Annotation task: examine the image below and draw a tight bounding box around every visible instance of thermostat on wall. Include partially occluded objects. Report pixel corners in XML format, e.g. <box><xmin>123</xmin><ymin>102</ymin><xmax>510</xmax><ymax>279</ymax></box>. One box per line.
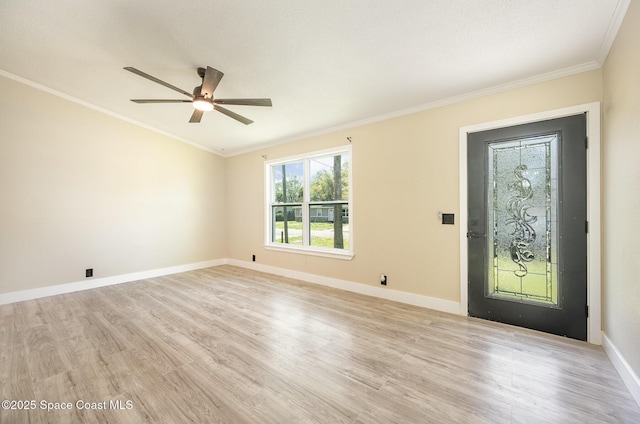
<box><xmin>442</xmin><ymin>213</ymin><xmax>455</xmax><ymax>225</ymax></box>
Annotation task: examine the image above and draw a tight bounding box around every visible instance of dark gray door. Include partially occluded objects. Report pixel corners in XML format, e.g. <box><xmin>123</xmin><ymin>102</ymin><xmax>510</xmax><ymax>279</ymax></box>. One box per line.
<box><xmin>467</xmin><ymin>114</ymin><xmax>587</xmax><ymax>341</ymax></box>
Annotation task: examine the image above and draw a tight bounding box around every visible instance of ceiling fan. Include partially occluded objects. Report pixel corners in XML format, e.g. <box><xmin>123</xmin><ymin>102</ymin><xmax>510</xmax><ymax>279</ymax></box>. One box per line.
<box><xmin>124</xmin><ymin>66</ymin><xmax>272</xmax><ymax>125</ymax></box>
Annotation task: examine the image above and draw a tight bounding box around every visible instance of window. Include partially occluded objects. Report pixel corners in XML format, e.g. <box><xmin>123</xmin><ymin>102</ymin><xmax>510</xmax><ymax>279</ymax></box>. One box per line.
<box><xmin>265</xmin><ymin>146</ymin><xmax>352</xmax><ymax>259</ymax></box>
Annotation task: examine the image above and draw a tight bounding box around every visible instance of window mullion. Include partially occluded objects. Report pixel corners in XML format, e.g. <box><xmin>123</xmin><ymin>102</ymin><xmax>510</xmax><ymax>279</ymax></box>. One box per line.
<box><xmin>302</xmin><ymin>158</ymin><xmax>310</xmax><ymax>246</ymax></box>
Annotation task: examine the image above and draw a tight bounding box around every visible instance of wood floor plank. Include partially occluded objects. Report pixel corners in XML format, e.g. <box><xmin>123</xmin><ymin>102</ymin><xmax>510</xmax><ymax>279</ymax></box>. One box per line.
<box><xmin>23</xmin><ymin>324</ymin><xmax>68</xmax><ymax>382</ymax></box>
<box><xmin>1</xmin><ymin>265</ymin><xmax>639</xmax><ymax>423</ymax></box>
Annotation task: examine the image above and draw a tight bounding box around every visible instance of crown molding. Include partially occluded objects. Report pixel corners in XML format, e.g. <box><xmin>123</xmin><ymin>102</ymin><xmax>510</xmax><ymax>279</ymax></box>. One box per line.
<box><xmin>224</xmin><ymin>61</ymin><xmax>601</xmax><ymax>157</ymax></box>
<box><xmin>596</xmin><ymin>0</ymin><xmax>631</xmax><ymax>65</ymax></box>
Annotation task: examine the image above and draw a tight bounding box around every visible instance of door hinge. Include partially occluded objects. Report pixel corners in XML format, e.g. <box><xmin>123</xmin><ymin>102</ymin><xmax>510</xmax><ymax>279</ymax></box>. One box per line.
<box><xmin>585</xmin><ymin>221</ymin><xmax>589</xmax><ymax>233</ymax></box>
<box><xmin>585</xmin><ymin>136</ymin><xmax>589</xmax><ymax>149</ymax></box>
<box><xmin>585</xmin><ymin>305</ymin><xmax>589</xmax><ymax>318</ymax></box>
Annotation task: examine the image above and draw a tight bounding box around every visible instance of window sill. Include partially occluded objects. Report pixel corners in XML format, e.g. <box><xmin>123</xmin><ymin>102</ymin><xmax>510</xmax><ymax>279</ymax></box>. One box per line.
<box><xmin>264</xmin><ymin>244</ymin><xmax>354</xmax><ymax>260</ymax></box>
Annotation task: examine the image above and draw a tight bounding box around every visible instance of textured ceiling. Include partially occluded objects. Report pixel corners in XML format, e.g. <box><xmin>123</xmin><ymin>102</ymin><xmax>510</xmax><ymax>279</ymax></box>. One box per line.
<box><xmin>0</xmin><ymin>0</ymin><xmax>628</xmax><ymax>156</ymax></box>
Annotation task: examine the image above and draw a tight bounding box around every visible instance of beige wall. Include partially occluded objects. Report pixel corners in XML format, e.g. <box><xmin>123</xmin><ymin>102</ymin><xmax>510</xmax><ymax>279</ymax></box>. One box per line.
<box><xmin>226</xmin><ymin>69</ymin><xmax>603</xmax><ymax>303</ymax></box>
<box><xmin>602</xmin><ymin>1</ymin><xmax>640</xmax><ymax>376</ymax></box>
<box><xmin>0</xmin><ymin>76</ymin><xmax>227</xmax><ymax>294</ymax></box>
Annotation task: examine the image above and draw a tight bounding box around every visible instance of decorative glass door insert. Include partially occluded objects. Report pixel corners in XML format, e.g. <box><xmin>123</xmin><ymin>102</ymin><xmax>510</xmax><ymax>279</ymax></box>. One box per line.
<box><xmin>486</xmin><ymin>134</ymin><xmax>559</xmax><ymax>306</ymax></box>
<box><xmin>468</xmin><ymin>114</ymin><xmax>587</xmax><ymax>340</ymax></box>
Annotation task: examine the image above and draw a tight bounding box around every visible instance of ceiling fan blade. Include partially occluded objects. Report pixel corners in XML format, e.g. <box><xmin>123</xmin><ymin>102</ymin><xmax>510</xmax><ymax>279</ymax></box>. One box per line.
<box><xmin>124</xmin><ymin>67</ymin><xmax>193</xmax><ymax>98</ymax></box>
<box><xmin>189</xmin><ymin>109</ymin><xmax>204</xmax><ymax>123</ymax></box>
<box><xmin>214</xmin><ymin>105</ymin><xmax>253</xmax><ymax>125</ymax></box>
<box><xmin>200</xmin><ymin>66</ymin><xmax>224</xmax><ymax>99</ymax></box>
<box><xmin>130</xmin><ymin>99</ymin><xmax>192</xmax><ymax>103</ymax></box>
<box><xmin>213</xmin><ymin>98</ymin><xmax>272</xmax><ymax>107</ymax></box>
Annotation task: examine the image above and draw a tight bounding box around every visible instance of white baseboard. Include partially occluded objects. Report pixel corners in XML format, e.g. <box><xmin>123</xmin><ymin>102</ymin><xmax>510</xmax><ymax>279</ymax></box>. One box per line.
<box><xmin>226</xmin><ymin>259</ymin><xmax>461</xmax><ymax>315</ymax></box>
<box><xmin>1</xmin><ymin>257</ymin><xmax>460</xmax><ymax>316</ymax></box>
<box><xmin>602</xmin><ymin>333</ymin><xmax>640</xmax><ymax>407</ymax></box>
<box><xmin>0</xmin><ymin>259</ymin><xmax>226</xmax><ymax>305</ymax></box>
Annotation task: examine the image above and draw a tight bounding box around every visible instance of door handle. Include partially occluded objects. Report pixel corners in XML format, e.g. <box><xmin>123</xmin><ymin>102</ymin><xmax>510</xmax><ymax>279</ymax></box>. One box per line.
<box><xmin>466</xmin><ymin>232</ymin><xmax>486</xmax><ymax>238</ymax></box>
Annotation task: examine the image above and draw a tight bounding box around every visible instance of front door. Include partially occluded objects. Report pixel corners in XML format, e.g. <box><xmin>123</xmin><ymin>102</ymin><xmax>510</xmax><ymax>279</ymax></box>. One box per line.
<box><xmin>467</xmin><ymin>114</ymin><xmax>587</xmax><ymax>341</ymax></box>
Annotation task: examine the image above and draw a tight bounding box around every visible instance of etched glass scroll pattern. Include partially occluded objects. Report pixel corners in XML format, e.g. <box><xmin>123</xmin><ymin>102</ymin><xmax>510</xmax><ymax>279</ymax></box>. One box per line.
<box><xmin>487</xmin><ymin>134</ymin><xmax>559</xmax><ymax>306</ymax></box>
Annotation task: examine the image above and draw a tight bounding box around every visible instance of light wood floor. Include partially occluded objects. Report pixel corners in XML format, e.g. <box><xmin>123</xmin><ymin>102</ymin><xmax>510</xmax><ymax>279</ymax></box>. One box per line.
<box><xmin>1</xmin><ymin>265</ymin><xmax>639</xmax><ymax>423</ymax></box>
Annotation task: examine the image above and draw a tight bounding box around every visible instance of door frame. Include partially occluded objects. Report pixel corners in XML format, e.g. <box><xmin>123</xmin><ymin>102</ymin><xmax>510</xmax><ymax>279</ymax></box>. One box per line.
<box><xmin>459</xmin><ymin>102</ymin><xmax>601</xmax><ymax>344</ymax></box>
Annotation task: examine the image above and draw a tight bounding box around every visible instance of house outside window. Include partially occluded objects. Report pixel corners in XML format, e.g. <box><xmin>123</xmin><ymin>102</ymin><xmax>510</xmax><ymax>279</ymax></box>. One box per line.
<box><xmin>265</xmin><ymin>146</ymin><xmax>352</xmax><ymax>259</ymax></box>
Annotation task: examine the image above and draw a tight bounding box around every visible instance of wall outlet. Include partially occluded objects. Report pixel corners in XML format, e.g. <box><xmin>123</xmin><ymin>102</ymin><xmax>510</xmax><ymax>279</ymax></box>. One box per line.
<box><xmin>85</xmin><ymin>268</ymin><xmax>93</xmax><ymax>278</ymax></box>
<box><xmin>380</xmin><ymin>274</ymin><xmax>387</xmax><ymax>285</ymax></box>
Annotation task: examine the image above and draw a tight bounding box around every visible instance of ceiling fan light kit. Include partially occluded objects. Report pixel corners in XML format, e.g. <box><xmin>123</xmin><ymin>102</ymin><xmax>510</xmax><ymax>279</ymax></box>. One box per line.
<box><xmin>124</xmin><ymin>66</ymin><xmax>272</xmax><ymax>125</ymax></box>
<box><xmin>192</xmin><ymin>98</ymin><xmax>214</xmax><ymax>112</ymax></box>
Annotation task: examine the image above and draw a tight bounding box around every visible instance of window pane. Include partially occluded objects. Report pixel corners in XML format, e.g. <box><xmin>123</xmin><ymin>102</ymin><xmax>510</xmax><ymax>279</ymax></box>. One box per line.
<box><xmin>309</xmin><ymin>153</ymin><xmax>349</xmax><ymax>201</ymax></box>
<box><xmin>487</xmin><ymin>135</ymin><xmax>558</xmax><ymax>306</ymax></box>
<box><xmin>272</xmin><ymin>162</ymin><xmax>303</xmax><ymax>203</ymax></box>
<box><xmin>272</xmin><ymin>205</ymin><xmax>303</xmax><ymax>245</ymax></box>
<box><xmin>309</xmin><ymin>204</ymin><xmax>349</xmax><ymax>249</ymax></box>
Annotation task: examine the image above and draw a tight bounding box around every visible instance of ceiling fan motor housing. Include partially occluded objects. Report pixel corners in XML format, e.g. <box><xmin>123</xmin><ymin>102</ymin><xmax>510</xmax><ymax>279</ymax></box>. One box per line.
<box><xmin>193</xmin><ymin>85</ymin><xmax>206</xmax><ymax>97</ymax></box>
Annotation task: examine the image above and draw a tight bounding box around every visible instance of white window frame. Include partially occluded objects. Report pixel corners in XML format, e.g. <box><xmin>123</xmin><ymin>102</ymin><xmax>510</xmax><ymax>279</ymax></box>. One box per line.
<box><xmin>264</xmin><ymin>145</ymin><xmax>353</xmax><ymax>260</ymax></box>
